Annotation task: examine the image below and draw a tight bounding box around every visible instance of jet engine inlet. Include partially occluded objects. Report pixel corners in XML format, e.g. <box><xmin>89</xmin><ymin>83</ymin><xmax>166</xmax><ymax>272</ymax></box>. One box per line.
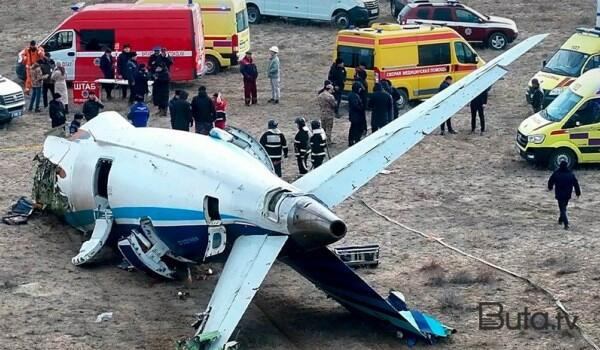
<box><xmin>287</xmin><ymin>196</ymin><xmax>346</xmax><ymax>250</ymax></box>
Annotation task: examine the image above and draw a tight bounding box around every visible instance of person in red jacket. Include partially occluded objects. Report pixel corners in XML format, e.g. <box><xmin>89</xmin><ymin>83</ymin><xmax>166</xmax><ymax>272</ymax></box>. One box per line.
<box><xmin>240</xmin><ymin>52</ymin><xmax>258</xmax><ymax>106</ymax></box>
<box><xmin>213</xmin><ymin>92</ymin><xmax>227</xmax><ymax>129</ymax></box>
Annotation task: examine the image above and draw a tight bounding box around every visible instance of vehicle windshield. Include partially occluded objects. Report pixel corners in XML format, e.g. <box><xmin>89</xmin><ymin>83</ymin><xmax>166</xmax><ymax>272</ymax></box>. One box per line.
<box><xmin>542</xmin><ymin>49</ymin><xmax>589</xmax><ymax>77</ymax></box>
<box><xmin>543</xmin><ymin>89</ymin><xmax>582</xmax><ymax>122</ymax></box>
<box><xmin>467</xmin><ymin>6</ymin><xmax>487</xmax><ymax>20</ymax></box>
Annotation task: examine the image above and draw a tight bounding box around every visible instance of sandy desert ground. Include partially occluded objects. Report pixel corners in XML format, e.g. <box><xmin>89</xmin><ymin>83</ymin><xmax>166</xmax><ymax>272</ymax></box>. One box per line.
<box><xmin>1</xmin><ymin>0</ymin><xmax>600</xmax><ymax>349</ymax></box>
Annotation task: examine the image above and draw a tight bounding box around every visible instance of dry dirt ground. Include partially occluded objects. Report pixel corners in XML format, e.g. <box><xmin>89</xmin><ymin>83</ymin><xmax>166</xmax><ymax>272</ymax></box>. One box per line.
<box><xmin>1</xmin><ymin>0</ymin><xmax>600</xmax><ymax>349</ymax></box>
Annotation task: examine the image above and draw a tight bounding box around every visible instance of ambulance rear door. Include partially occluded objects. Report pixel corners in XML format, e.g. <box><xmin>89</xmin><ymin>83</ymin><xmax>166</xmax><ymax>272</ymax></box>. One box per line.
<box><xmin>42</xmin><ymin>30</ymin><xmax>76</xmax><ymax>80</ymax></box>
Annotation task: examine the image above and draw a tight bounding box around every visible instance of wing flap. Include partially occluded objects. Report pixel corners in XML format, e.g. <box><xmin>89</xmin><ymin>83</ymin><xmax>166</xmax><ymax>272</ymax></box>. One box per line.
<box><xmin>292</xmin><ymin>34</ymin><xmax>548</xmax><ymax>208</ymax></box>
<box><xmin>198</xmin><ymin>235</ymin><xmax>288</xmax><ymax>350</ymax></box>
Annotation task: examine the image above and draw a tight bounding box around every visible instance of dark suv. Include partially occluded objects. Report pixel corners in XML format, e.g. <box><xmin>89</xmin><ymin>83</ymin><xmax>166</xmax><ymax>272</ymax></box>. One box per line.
<box><xmin>398</xmin><ymin>0</ymin><xmax>518</xmax><ymax>50</ymax></box>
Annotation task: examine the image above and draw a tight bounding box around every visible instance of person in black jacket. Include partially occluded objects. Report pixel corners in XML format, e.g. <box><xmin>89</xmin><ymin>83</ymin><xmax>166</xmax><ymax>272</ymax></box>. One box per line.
<box><xmin>310</xmin><ymin>120</ymin><xmax>328</xmax><ymax>169</ymax></box>
<box><xmin>99</xmin><ymin>48</ymin><xmax>115</xmax><ymax>100</ymax></box>
<box><xmin>117</xmin><ymin>44</ymin><xmax>134</xmax><ymax>100</ymax></box>
<box><xmin>126</xmin><ymin>53</ymin><xmax>140</xmax><ymax>103</ymax></box>
<box><xmin>527</xmin><ymin>78</ymin><xmax>544</xmax><ymax>113</ymax></box>
<box><xmin>191</xmin><ymin>85</ymin><xmax>216</xmax><ymax>135</ymax></box>
<box><xmin>82</xmin><ymin>92</ymin><xmax>104</xmax><ymax>121</ymax></box>
<box><xmin>438</xmin><ymin>76</ymin><xmax>456</xmax><ymax>135</ymax></box>
<box><xmin>69</xmin><ymin>113</ymin><xmax>84</xmax><ymax>135</ymax></box>
<box><xmin>382</xmin><ymin>79</ymin><xmax>401</xmax><ymax>120</ymax></box>
<box><xmin>48</xmin><ymin>93</ymin><xmax>66</xmax><ymax>128</ymax></box>
<box><xmin>133</xmin><ymin>63</ymin><xmax>149</xmax><ymax>101</ymax></box>
<box><xmin>470</xmin><ymin>89</ymin><xmax>488</xmax><ymax>134</ymax></box>
<box><xmin>328</xmin><ymin>58</ymin><xmax>347</xmax><ymax>115</ymax></box>
<box><xmin>548</xmin><ymin>161</ymin><xmax>581</xmax><ymax>230</ymax></box>
<box><xmin>38</xmin><ymin>53</ymin><xmax>56</xmax><ymax>108</ymax></box>
<box><xmin>240</xmin><ymin>52</ymin><xmax>258</xmax><ymax>106</ymax></box>
<box><xmin>368</xmin><ymin>83</ymin><xmax>393</xmax><ymax>133</ymax></box>
<box><xmin>259</xmin><ymin>119</ymin><xmax>288</xmax><ymax>177</ymax></box>
<box><xmin>348</xmin><ymin>81</ymin><xmax>366</xmax><ymax>146</ymax></box>
<box><xmin>169</xmin><ymin>90</ymin><xmax>193</xmax><ymax>132</ymax></box>
<box><xmin>152</xmin><ymin>65</ymin><xmax>171</xmax><ymax>116</ymax></box>
<box><xmin>294</xmin><ymin>117</ymin><xmax>311</xmax><ymax>175</ymax></box>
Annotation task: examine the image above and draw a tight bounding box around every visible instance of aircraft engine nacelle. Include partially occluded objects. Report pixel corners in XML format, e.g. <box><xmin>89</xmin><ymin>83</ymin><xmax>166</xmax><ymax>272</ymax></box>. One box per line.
<box><xmin>277</xmin><ymin>195</ymin><xmax>347</xmax><ymax>251</ymax></box>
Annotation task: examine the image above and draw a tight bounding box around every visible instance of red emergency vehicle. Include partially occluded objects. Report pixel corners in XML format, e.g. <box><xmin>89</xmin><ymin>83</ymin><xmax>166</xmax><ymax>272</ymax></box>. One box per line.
<box><xmin>39</xmin><ymin>3</ymin><xmax>205</xmax><ymax>81</ymax></box>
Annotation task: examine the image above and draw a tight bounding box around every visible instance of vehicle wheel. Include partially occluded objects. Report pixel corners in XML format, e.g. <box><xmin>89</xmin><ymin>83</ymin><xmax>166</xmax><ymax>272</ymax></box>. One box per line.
<box><xmin>333</xmin><ymin>11</ymin><xmax>351</xmax><ymax>29</ymax></box>
<box><xmin>247</xmin><ymin>5</ymin><xmax>261</xmax><ymax>24</ymax></box>
<box><xmin>205</xmin><ymin>56</ymin><xmax>220</xmax><ymax>75</ymax></box>
<box><xmin>549</xmin><ymin>148</ymin><xmax>577</xmax><ymax>170</ymax></box>
<box><xmin>488</xmin><ymin>32</ymin><xmax>508</xmax><ymax>50</ymax></box>
<box><xmin>396</xmin><ymin>89</ymin><xmax>409</xmax><ymax>110</ymax></box>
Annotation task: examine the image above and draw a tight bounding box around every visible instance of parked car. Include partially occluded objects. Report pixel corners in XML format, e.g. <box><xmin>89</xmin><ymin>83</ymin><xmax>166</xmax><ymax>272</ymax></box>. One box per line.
<box><xmin>245</xmin><ymin>0</ymin><xmax>380</xmax><ymax>29</ymax></box>
<box><xmin>397</xmin><ymin>0</ymin><xmax>518</xmax><ymax>50</ymax></box>
<box><xmin>390</xmin><ymin>0</ymin><xmax>444</xmax><ymax>18</ymax></box>
<box><xmin>0</xmin><ymin>75</ymin><xmax>25</xmax><ymax>127</ymax></box>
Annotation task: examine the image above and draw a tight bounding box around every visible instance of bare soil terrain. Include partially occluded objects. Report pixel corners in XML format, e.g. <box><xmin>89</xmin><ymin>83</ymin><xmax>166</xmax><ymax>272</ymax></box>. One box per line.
<box><xmin>1</xmin><ymin>1</ymin><xmax>599</xmax><ymax>349</ymax></box>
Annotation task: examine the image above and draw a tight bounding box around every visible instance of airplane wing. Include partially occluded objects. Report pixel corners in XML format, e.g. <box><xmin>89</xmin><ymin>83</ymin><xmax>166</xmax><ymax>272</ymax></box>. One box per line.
<box><xmin>195</xmin><ymin>235</ymin><xmax>288</xmax><ymax>350</ymax></box>
<box><xmin>292</xmin><ymin>34</ymin><xmax>548</xmax><ymax>208</ymax></box>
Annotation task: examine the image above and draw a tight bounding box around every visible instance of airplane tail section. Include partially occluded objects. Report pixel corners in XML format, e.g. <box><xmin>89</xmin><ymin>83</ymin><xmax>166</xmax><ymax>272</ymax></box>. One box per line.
<box><xmin>281</xmin><ymin>246</ymin><xmax>454</xmax><ymax>344</ymax></box>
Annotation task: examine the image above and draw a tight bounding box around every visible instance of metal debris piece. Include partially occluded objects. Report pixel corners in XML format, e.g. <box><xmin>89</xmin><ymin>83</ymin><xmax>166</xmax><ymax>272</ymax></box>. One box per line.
<box><xmin>95</xmin><ymin>312</ymin><xmax>113</xmax><ymax>323</ymax></box>
<box><xmin>333</xmin><ymin>244</ymin><xmax>380</xmax><ymax>268</ymax></box>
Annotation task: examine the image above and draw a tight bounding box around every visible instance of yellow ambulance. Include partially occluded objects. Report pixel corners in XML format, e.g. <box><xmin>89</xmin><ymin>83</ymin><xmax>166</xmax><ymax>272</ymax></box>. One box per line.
<box><xmin>517</xmin><ymin>68</ymin><xmax>600</xmax><ymax>169</ymax></box>
<box><xmin>529</xmin><ymin>28</ymin><xmax>600</xmax><ymax>107</ymax></box>
<box><xmin>334</xmin><ymin>23</ymin><xmax>484</xmax><ymax>108</ymax></box>
<box><xmin>137</xmin><ymin>0</ymin><xmax>251</xmax><ymax>74</ymax></box>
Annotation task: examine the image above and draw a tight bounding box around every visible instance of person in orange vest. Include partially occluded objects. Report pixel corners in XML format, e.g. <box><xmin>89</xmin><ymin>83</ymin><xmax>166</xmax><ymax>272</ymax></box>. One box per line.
<box><xmin>20</xmin><ymin>41</ymin><xmax>45</xmax><ymax>95</ymax></box>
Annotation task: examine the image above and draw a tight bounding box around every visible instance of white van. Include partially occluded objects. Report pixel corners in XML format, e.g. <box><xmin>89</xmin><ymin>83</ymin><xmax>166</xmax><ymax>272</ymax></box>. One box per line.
<box><xmin>246</xmin><ymin>0</ymin><xmax>380</xmax><ymax>28</ymax></box>
<box><xmin>0</xmin><ymin>75</ymin><xmax>25</xmax><ymax>126</ymax></box>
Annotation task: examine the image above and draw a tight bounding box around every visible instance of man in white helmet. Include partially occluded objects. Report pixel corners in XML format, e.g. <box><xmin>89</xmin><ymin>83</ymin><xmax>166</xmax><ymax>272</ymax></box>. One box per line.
<box><xmin>267</xmin><ymin>46</ymin><xmax>280</xmax><ymax>104</ymax></box>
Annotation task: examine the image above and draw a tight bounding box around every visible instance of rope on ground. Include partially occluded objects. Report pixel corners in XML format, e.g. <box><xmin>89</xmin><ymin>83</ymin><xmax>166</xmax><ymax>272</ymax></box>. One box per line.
<box><xmin>354</xmin><ymin>196</ymin><xmax>600</xmax><ymax>350</ymax></box>
<box><xmin>0</xmin><ymin>144</ymin><xmax>42</xmax><ymax>152</ymax></box>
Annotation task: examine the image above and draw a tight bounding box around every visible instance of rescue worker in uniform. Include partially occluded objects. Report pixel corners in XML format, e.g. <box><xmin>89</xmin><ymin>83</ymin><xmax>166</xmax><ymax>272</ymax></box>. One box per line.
<box><xmin>240</xmin><ymin>52</ymin><xmax>258</xmax><ymax>106</ymax></box>
<box><xmin>527</xmin><ymin>78</ymin><xmax>544</xmax><ymax>113</ymax></box>
<box><xmin>548</xmin><ymin>160</ymin><xmax>581</xmax><ymax>230</ymax></box>
<box><xmin>310</xmin><ymin>120</ymin><xmax>327</xmax><ymax>169</ymax></box>
<box><xmin>259</xmin><ymin>119</ymin><xmax>288</xmax><ymax>177</ymax></box>
<box><xmin>294</xmin><ymin>117</ymin><xmax>311</xmax><ymax>175</ymax></box>
<box><xmin>20</xmin><ymin>40</ymin><xmax>45</xmax><ymax>95</ymax></box>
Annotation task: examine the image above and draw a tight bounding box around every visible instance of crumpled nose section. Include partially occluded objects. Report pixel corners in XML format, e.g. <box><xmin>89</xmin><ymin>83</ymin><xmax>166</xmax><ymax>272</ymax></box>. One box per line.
<box><xmin>287</xmin><ymin>196</ymin><xmax>346</xmax><ymax>250</ymax></box>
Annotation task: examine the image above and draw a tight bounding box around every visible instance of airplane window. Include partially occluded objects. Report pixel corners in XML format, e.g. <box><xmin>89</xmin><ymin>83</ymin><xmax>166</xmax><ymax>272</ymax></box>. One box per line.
<box><xmin>95</xmin><ymin>159</ymin><xmax>112</xmax><ymax>199</ymax></box>
<box><xmin>204</xmin><ymin>196</ymin><xmax>221</xmax><ymax>222</ymax></box>
<box><xmin>267</xmin><ymin>189</ymin><xmax>289</xmax><ymax>212</ymax></box>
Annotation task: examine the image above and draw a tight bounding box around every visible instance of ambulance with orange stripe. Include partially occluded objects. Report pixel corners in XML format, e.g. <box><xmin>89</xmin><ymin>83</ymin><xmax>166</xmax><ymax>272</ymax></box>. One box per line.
<box><xmin>517</xmin><ymin>68</ymin><xmax>600</xmax><ymax>169</ymax></box>
<box><xmin>138</xmin><ymin>0</ymin><xmax>251</xmax><ymax>75</ymax></box>
<box><xmin>334</xmin><ymin>23</ymin><xmax>483</xmax><ymax>108</ymax></box>
<box><xmin>529</xmin><ymin>28</ymin><xmax>600</xmax><ymax>107</ymax></box>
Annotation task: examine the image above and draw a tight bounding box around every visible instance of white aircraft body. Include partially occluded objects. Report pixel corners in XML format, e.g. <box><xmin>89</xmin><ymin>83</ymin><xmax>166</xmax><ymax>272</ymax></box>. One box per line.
<box><xmin>36</xmin><ymin>34</ymin><xmax>547</xmax><ymax>349</ymax></box>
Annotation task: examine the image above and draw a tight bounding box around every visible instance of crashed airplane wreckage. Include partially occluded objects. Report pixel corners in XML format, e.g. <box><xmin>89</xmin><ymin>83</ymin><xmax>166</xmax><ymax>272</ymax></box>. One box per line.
<box><xmin>32</xmin><ymin>34</ymin><xmax>546</xmax><ymax>349</ymax></box>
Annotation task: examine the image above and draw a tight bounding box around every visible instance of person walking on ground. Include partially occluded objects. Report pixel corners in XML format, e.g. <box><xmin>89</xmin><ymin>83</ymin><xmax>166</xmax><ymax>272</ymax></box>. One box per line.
<box><xmin>470</xmin><ymin>89</ymin><xmax>489</xmax><ymax>134</ymax></box>
<box><xmin>348</xmin><ymin>81</ymin><xmax>366</xmax><ymax>146</ymax></box>
<box><xmin>48</xmin><ymin>93</ymin><xmax>66</xmax><ymax>128</ymax></box>
<box><xmin>28</xmin><ymin>63</ymin><xmax>44</xmax><ymax>113</ymax></box>
<box><xmin>317</xmin><ymin>81</ymin><xmax>337</xmax><ymax>143</ymax></box>
<box><xmin>527</xmin><ymin>78</ymin><xmax>544</xmax><ymax>113</ymax></box>
<box><xmin>68</xmin><ymin>113</ymin><xmax>84</xmax><ymax>136</ymax></box>
<box><xmin>38</xmin><ymin>52</ymin><xmax>55</xmax><ymax>108</ymax></box>
<box><xmin>294</xmin><ymin>117</ymin><xmax>311</xmax><ymax>175</ymax></box>
<box><xmin>438</xmin><ymin>76</ymin><xmax>456</xmax><ymax>135</ymax></box>
<box><xmin>267</xmin><ymin>46</ymin><xmax>281</xmax><ymax>104</ymax></box>
<box><xmin>328</xmin><ymin>58</ymin><xmax>347</xmax><ymax>116</ymax></box>
<box><xmin>128</xmin><ymin>95</ymin><xmax>150</xmax><ymax>127</ymax></box>
<box><xmin>117</xmin><ymin>44</ymin><xmax>134</xmax><ymax>100</ymax></box>
<box><xmin>169</xmin><ymin>90</ymin><xmax>193</xmax><ymax>132</ymax></box>
<box><xmin>310</xmin><ymin>120</ymin><xmax>328</xmax><ymax>169</ymax></box>
<box><xmin>133</xmin><ymin>63</ymin><xmax>149</xmax><ymax>102</ymax></box>
<box><xmin>99</xmin><ymin>48</ymin><xmax>115</xmax><ymax>100</ymax></box>
<box><xmin>126</xmin><ymin>53</ymin><xmax>139</xmax><ymax>103</ymax></box>
<box><xmin>20</xmin><ymin>41</ymin><xmax>45</xmax><ymax>95</ymax></box>
<box><xmin>259</xmin><ymin>119</ymin><xmax>288</xmax><ymax>177</ymax></box>
<box><xmin>191</xmin><ymin>86</ymin><xmax>216</xmax><ymax>135</ymax></box>
<box><xmin>51</xmin><ymin>66</ymin><xmax>69</xmax><ymax>114</ymax></box>
<box><xmin>368</xmin><ymin>83</ymin><xmax>393</xmax><ymax>133</ymax></box>
<box><xmin>548</xmin><ymin>160</ymin><xmax>581</xmax><ymax>230</ymax></box>
<box><xmin>152</xmin><ymin>64</ymin><xmax>171</xmax><ymax>116</ymax></box>
<box><xmin>82</xmin><ymin>92</ymin><xmax>104</xmax><ymax>121</ymax></box>
<box><xmin>240</xmin><ymin>52</ymin><xmax>258</xmax><ymax>106</ymax></box>
<box><xmin>212</xmin><ymin>92</ymin><xmax>228</xmax><ymax>129</ymax></box>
